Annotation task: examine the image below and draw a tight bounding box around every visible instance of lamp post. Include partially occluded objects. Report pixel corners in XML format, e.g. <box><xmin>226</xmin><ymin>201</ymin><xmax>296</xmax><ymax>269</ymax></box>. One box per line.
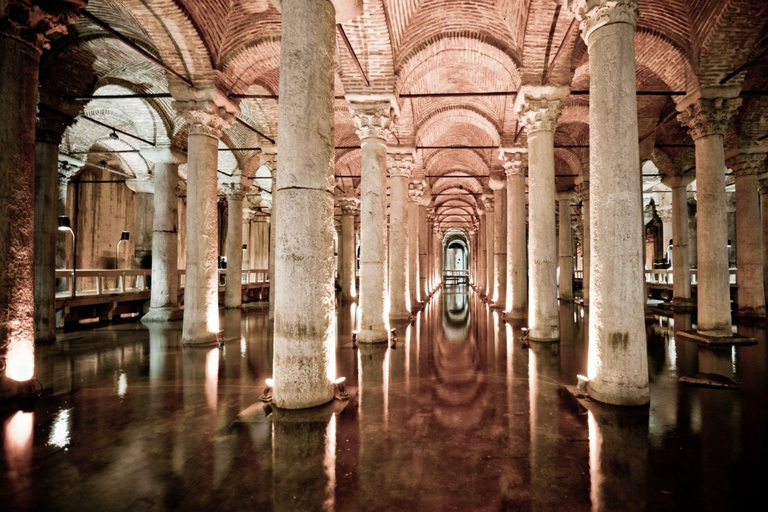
<box><xmin>58</xmin><ymin>216</ymin><xmax>76</xmax><ymax>298</ymax></box>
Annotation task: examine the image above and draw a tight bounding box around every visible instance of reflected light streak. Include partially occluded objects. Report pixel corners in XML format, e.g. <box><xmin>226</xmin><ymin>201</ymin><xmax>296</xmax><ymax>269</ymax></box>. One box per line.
<box><xmin>48</xmin><ymin>408</ymin><xmax>72</xmax><ymax>449</ymax></box>
<box><xmin>668</xmin><ymin>338</ymin><xmax>677</xmax><ymax>373</ymax></box>
<box><xmin>384</xmin><ymin>347</ymin><xmax>391</xmax><ymax>427</ymax></box>
<box><xmin>588</xmin><ymin>411</ymin><xmax>601</xmax><ymax>512</ymax></box>
<box><xmin>4</xmin><ymin>411</ymin><xmax>34</xmax><ymax>497</ymax></box>
<box><xmin>7</xmin><ymin>337</ymin><xmax>35</xmax><ymax>381</ymax></box>
<box><xmin>205</xmin><ymin>348</ymin><xmax>219</xmax><ymax>410</ymax></box>
<box><xmin>240</xmin><ymin>336</ymin><xmax>247</xmax><ymax>357</ymax></box>
<box><xmin>117</xmin><ymin>372</ymin><xmax>128</xmax><ymax>398</ymax></box>
<box><xmin>324</xmin><ymin>413</ymin><xmax>337</xmax><ymax>510</ymax></box>
<box><xmin>405</xmin><ymin>323</ymin><xmax>411</xmax><ymax>393</ymax></box>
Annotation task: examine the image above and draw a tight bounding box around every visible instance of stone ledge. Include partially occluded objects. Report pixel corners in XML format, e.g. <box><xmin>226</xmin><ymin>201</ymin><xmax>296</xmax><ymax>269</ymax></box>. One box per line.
<box><xmin>676</xmin><ymin>330</ymin><xmax>756</xmax><ymax>346</ymax></box>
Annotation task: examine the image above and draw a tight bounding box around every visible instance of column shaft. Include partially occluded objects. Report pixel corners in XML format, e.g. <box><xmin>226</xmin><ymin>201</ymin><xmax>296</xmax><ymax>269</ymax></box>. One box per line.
<box><xmin>579</xmin><ymin>181</ymin><xmax>591</xmax><ymax>306</ymax></box>
<box><xmin>419</xmin><ymin>205</ymin><xmax>429</xmax><ymax>300</ymax></box>
<box><xmin>340</xmin><ymin>199</ymin><xmax>359</xmax><ymax>303</ymax></box>
<box><xmin>134</xmin><ymin>191</ymin><xmax>154</xmax><ymax>268</ymax></box>
<box><xmin>559</xmin><ymin>196</ymin><xmax>574</xmax><ymax>301</ymax></box>
<box><xmin>493</xmin><ymin>187</ymin><xmax>507</xmax><ymax>306</ymax></box>
<box><xmin>760</xmin><ymin>179</ymin><xmax>768</xmax><ymax>304</ymax></box>
<box><xmin>224</xmin><ymin>188</ymin><xmax>244</xmax><ymax>308</ymax></box>
<box><xmin>665</xmin><ymin>177</ymin><xmax>693</xmax><ymax>306</ymax></box>
<box><xmin>502</xmin><ymin>151</ymin><xmax>528</xmax><ymax>319</ymax></box>
<box><xmin>485</xmin><ymin>198</ymin><xmax>495</xmax><ymax>296</ymax></box>
<box><xmin>388</xmin><ymin>158</ymin><xmax>411</xmax><ymax>320</ymax></box>
<box><xmin>34</xmin><ymin>138</ymin><xmax>60</xmax><ymax>342</ymax></box>
<box><xmin>408</xmin><ymin>193</ymin><xmax>420</xmax><ymax>308</ymax></box>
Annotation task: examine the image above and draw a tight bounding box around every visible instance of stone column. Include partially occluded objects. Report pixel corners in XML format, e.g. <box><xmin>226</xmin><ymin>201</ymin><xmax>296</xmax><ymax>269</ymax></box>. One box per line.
<box><xmin>271</xmin><ymin>0</ymin><xmax>338</xmax><ymax>409</ymax></box>
<box><xmin>349</xmin><ymin>97</ymin><xmax>396</xmax><ymax>343</ymax></box>
<box><xmin>34</xmin><ymin>102</ymin><xmax>76</xmax><ymax>343</ymax></box>
<box><xmin>571</xmin><ymin>0</ymin><xmax>649</xmax><ymax>405</ymax></box>
<box><xmin>576</xmin><ymin>167</ymin><xmax>590</xmax><ymax>306</ymax></box>
<box><xmin>125</xmin><ymin>177</ymin><xmax>154</xmax><ymax>269</ymax></box>
<box><xmin>730</xmin><ymin>153</ymin><xmax>766</xmax><ymax>317</ymax></box>
<box><xmin>516</xmin><ymin>90</ymin><xmax>565</xmax><ymax>341</ymax></box>
<box><xmin>759</xmin><ymin>175</ymin><xmax>768</xmax><ymax>304</ymax></box>
<box><xmin>172</xmin><ymin>87</ymin><xmax>238</xmax><ymax>346</ymax></box>
<box><xmin>433</xmin><ymin>224</ymin><xmax>442</xmax><ymax>289</ymax></box>
<box><xmin>476</xmin><ymin>211</ymin><xmax>486</xmax><ymax>295</ymax></box>
<box><xmin>419</xmin><ymin>199</ymin><xmax>429</xmax><ymax>301</ymax></box>
<box><xmin>677</xmin><ymin>93</ymin><xmax>742</xmax><ymax>336</ymax></box>
<box><xmin>426</xmin><ymin>210</ymin><xmax>436</xmax><ymax>293</ymax></box>
<box><xmin>501</xmin><ymin>148</ymin><xmax>528</xmax><ymax>319</ymax></box>
<box><xmin>558</xmin><ymin>192</ymin><xmax>576</xmax><ymax>302</ymax></box>
<box><xmin>56</xmin><ymin>158</ymin><xmax>83</xmax><ymax>271</ymax></box>
<box><xmin>224</xmin><ymin>182</ymin><xmax>246</xmax><ymax>309</ymax></box>
<box><xmin>489</xmin><ymin>176</ymin><xmax>506</xmax><ymax>307</ymax></box>
<box><xmin>484</xmin><ymin>196</ymin><xmax>495</xmax><ymax>298</ymax></box>
<box><xmin>339</xmin><ymin>197</ymin><xmax>360</xmax><ymax>303</ymax></box>
<box><xmin>141</xmin><ymin>148</ymin><xmax>184</xmax><ymax>322</ymax></box>
<box><xmin>261</xmin><ymin>147</ymin><xmax>277</xmax><ymax>323</ymax></box>
<box><xmin>661</xmin><ymin>173</ymin><xmax>694</xmax><ymax>310</ymax></box>
<box><xmin>1</xmin><ymin>0</ymin><xmax>82</xmax><ymax>398</ymax></box>
<box><xmin>408</xmin><ymin>180</ymin><xmax>423</xmax><ymax>309</ymax></box>
<box><xmin>387</xmin><ymin>148</ymin><xmax>413</xmax><ymax>321</ymax></box>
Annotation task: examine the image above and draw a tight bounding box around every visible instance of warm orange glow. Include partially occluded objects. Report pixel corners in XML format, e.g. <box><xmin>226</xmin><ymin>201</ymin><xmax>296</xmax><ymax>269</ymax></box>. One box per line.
<box><xmin>4</xmin><ymin>411</ymin><xmax>34</xmax><ymax>498</ymax></box>
<box><xmin>323</xmin><ymin>413</ymin><xmax>337</xmax><ymax>510</ymax></box>
<box><xmin>205</xmin><ymin>348</ymin><xmax>219</xmax><ymax>410</ymax></box>
<box><xmin>7</xmin><ymin>336</ymin><xmax>35</xmax><ymax>381</ymax></box>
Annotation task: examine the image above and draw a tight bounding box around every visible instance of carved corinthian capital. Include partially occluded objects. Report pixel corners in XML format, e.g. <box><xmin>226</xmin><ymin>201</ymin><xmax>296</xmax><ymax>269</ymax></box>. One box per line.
<box><xmin>349</xmin><ymin>101</ymin><xmax>396</xmax><ymax>142</ymax></box>
<box><xmin>500</xmin><ymin>148</ymin><xmax>528</xmax><ymax>177</ymax></box>
<box><xmin>176</xmin><ymin>101</ymin><xmax>235</xmax><ymax>139</ymax></box>
<box><xmin>569</xmin><ymin>0</ymin><xmax>639</xmax><ymax>42</ymax></box>
<box><xmin>677</xmin><ymin>97</ymin><xmax>742</xmax><ymax>141</ymax></box>
<box><xmin>519</xmin><ymin>97</ymin><xmax>562</xmax><ymax>134</ymax></box>
<box><xmin>387</xmin><ymin>148</ymin><xmax>414</xmax><ymax>178</ymax></box>
<box><xmin>339</xmin><ymin>197</ymin><xmax>360</xmax><ymax>215</ymax></box>
<box><xmin>728</xmin><ymin>153</ymin><xmax>766</xmax><ymax>177</ymax></box>
<box><xmin>408</xmin><ymin>181</ymin><xmax>424</xmax><ymax>203</ymax></box>
<box><xmin>0</xmin><ymin>0</ymin><xmax>86</xmax><ymax>52</ymax></box>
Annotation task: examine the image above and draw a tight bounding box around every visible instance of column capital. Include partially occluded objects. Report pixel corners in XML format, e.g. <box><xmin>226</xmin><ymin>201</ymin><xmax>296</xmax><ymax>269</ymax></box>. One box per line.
<box><xmin>58</xmin><ymin>156</ymin><xmax>84</xmax><ymax>182</ymax></box>
<box><xmin>568</xmin><ymin>0</ymin><xmax>639</xmax><ymax>42</ymax></box>
<box><xmin>223</xmin><ymin>181</ymin><xmax>247</xmax><ymax>201</ymax></box>
<box><xmin>488</xmin><ymin>170</ymin><xmax>507</xmax><ymax>190</ymax></box>
<box><xmin>140</xmin><ymin>147</ymin><xmax>186</xmax><ymax>167</ymax></box>
<box><xmin>408</xmin><ymin>181</ymin><xmax>424</xmax><ymax>203</ymax></box>
<box><xmin>125</xmin><ymin>177</ymin><xmax>155</xmax><ymax>194</ymax></box>
<box><xmin>677</xmin><ymin>97</ymin><xmax>742</xmax><ymax>140</ymax></box>
<box><xmin>0</xmin><ymin>0</ymin><xmax>85</xmax><ymax>52</ymax></box>
<box><xmin>338</xmin><ymin>196</ymin><xmax>360</xmax><ymax>215</ymax></box>
<box><xmin>661</xmin><ymin>172</ymin><xmax>695</xmax><ymax>189</ymax></box>
<box><xmin>483</xmin><ymin>195</ymin><xmax>495</xmax><ymax>213</ymax></box>
<box><xmin>500</xmin><ymin>148</ymin><xmax>528</xmax><ymax>176</ymax></box>
<box><xmin>171</xmin><ymin>84</ymin><xmax>240</xmax><ymax>139</ymax></box>
<box><xmin>557</xmin><ymin>191</ymin><xmax>578</xmax><ymax>202</ymax></box>
<box><xmin>387</xmin><ymin>147</ymin><xmax>414</xmax><ymax>178</ymax></box>
<box><xmin>728</xmin><ymin>153</ymin><xmax>766</xmax><ymax>177</ymax></box>
<box><xmin>347</xmin><ymin>94</ymin><xmax>398</xmax><ymax>142</ymax></box>
<box><xmin>260</xmin><ymin>144</ymin><xmax>278</xmax><ymax>169</ymax></box>
<box><xmin>36</xmin><ymin>102</ymin><xmax>78</xmax><ymax>144</ymax></box>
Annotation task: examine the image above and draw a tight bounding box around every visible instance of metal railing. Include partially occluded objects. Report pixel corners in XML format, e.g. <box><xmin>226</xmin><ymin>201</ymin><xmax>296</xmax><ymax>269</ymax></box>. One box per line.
<box><xmin>573</xmin><ymin>268</ymin><xmax>738</xmax><ymax>286</ymax></box>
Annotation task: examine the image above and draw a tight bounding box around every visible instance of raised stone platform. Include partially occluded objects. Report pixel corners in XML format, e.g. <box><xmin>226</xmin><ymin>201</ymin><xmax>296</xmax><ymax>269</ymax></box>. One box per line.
<box><xmin>676</xmin><ymin>330</ymin><xmax>757</xmax><ymax>346</ymax></box>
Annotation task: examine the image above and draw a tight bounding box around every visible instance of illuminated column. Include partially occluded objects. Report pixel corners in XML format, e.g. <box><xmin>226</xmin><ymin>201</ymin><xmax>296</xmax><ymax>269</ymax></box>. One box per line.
<box><xmin>427</xmin><ymin>210</ymin><xmax>436</xmax><ymax>293</ymax></box>
<box><xmin>501</xmin><ymin>148</ymin><xmax>528</xmax><ymax>319</ymax></box>
<box><xmin>677</xmin><ymin>93</ymin><xmax>742</xmax><ymax>336</ymax></box>
<box><xmin>127</xmin><ymin>178</ymin><xmax>154</xmax><ymax>269</ymax></box>
<box><xmin>434</xmin><ymin>225</ymin><xmax>443</xmax><ymax>288</ymax></box>
<box><xmin>349</xmin><ymin>96</ymin><xmax>397</xmax><ymax>343</ymax></box>
<box><xmin>56</xmin><ymin>158</ymin><xmax>82</xmax><ymax>270</ymax></box>
<box><xmin>572</xmin><ymin>0</ymin><xmax>649</xmax><ymax>404</ymax></box>
<box><xmin>729</xmin><ymin>153</ymin><xmax>766</xmax><ymax>318</ymax></box>
<box><xmin>339</xmin><ymin>197</ymin><xmax>360</xmax><ymax>303</ymax></box>
<box><xmin>661</xmin><ymin>173</ymin><xmax>694</xmax><ymax>310</ymax></box>
<box><xmin>0</xmin><ymin>0</ymin><xmax>82</xmax><ymax>397</ymax></box>
<box><xmin>141</xmin><ymin>148</ymin><xmax>185</xmax><ymax>322</ymax></box>
<box><xmin>558</xmin><ymin>192</ymin><xmax>576</xmax><ymax>301</ymax></box>
<box><xmin>516</xmin><ymin>89</ymin><xmax>565</xmax><ymax>341</ymax></box>
<box><xmin>759</xmin><ymin>175</ymin><xmax>768</xmax><ymax>304</ymax></box>
<box><xmin>419</xmin><ymin>197</ymin><xmax>430</xmax><ymax>300</ymax></box>
<box><xmin>576</xmin><ymin>163</ymin><xmax>590</xmax><ymax>305</ymax></box>
<box><xmin>490</xmin><ymin>173</ymin><xmax>507</xmax><ymax>307</ymax></box>
<box><xmin>476</xmin><ymin>210</ymin><xmax>487</xmax><ymax>295</ymax></box>
<box><xmin>261</xmin><ymin>147</ymin><xmax>278</xmax><ymax>324</ymax></box>
<box><xmin>408</xmin><ymin>180</ymin><xmax>423</xmax><ymax>309</ymax></box>
<box><xmin>172</xmin><ymin>86</ymin><xmax>238</xmax><ymax>346</ymax></box>
<box><xmin>387</xmin><ymin>148</ymin><xmax>413</xmax><ymax>321</ymax></box>
<box><xmin>484</xmin><ymin>195</ymin><xmax>495</xmax><ymax>297</ymax></box>
<box><xmin>224</xmin><ymin>182</ymin><xmax>246</xmax><ymax>309</ymax></box>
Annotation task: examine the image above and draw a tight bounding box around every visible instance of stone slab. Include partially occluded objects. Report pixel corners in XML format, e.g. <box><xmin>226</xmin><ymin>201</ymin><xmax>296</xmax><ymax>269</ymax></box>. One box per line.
<box><xmin>676</xmin><ymin>330</ymin><xmax>757</xmax><ymax>346</ymax></box>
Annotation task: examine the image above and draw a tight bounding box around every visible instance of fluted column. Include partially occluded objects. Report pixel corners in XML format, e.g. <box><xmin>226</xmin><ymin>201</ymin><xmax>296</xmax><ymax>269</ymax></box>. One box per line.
<box><xmin>730</xmin><ymin>153</ymin><xmax>766</xmax><ymax>317</ymax></box>
<box><xmin>1</xmin><ymin>0</ymin><xmax>83</xmax><ymax>398</ymax></box>
<box><xmin>408</xmin><ymin>180</ymin><xmax>424</xmax><ymax>309</ymax></box>
<box><xmin>572</xmin><ymin>0</ymin><xmax>648</xmax><ymax>405</ymax></box>
<box><xmin>387</xmin><ymin>148</ymin><xmax>413</xmax><ymax>321</ymax></box>
<box><xmin>516</xmin><ymin>90</ymin><xmax>565</xmax><ymax>341</ymax></box>
<box><xmin>141</xmin><ymin>148</ymin><xmax>184</xmax><ymax>322</ymax></box>
<box><xmin>661</xmin><ymin>173</ymin><xmax>694</xmax><ymax>310</ymax></box>
<box><xmin>483</xmin><ymin>196</ymin><xmax>495</xmax><ymax>297</ymax></box>
<box><xmin>349</xmin><ymin>97</ymin><xmax>396</xmax><ymax>343</ymax></box>
<box><xmin>489</xmin><ymin>174</ymin><xmax>506</xmax><ymax>307</ymax></box>
<box><xmin>172</xmin><ymin>87</ymin><xmax>238</xmax><ymax>346</ymax></box>
<box><xmin>224</xmin><ymin>182</ymin><xmax>246</xmax><ymax>309</ymax></box>
<box><xmin>678</xmin><ymin>94</ymin><xmax>742</xmax><ymax>336</ymax></box>
<box><xmin>339</xmin><ymin>197</ymin><xmax>360</xmax><ymax>303</ymax></box>
<box><xmin>501</xmin><ymin>148</ymin><xmax>528</xmax><ymax>319</ymax></box>
<box><xmin>558</xmin><ymin>192</ymin><xmax>576</xmax><ymax>301</ymax></box>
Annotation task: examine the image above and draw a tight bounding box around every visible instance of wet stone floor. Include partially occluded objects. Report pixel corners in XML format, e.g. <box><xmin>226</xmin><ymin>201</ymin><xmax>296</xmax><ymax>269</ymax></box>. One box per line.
<box><xmin>1</xmin><ymin>286</ymin><xmax>767</xmax><ymax>511</ymax></box>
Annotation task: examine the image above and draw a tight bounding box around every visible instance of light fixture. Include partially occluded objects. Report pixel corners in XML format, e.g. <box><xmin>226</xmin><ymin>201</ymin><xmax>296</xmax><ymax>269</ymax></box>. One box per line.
<box><xmin>576</xmin><ymin>374</ymin><xmax>590</xmax><ymax>396</ymax></box>
<box><xmin>116</xmin><ymin>231</ymin><xmax>130</xmax><ymax>269</ymax></box>
<box><xmin>259</xmin><ymin>377</ymin><xmax>274</xmax><ymax>402</ymax></box>
<box><xmin>334</xmin><ymin>377</ymin><xmax>349</xmax><ymax>400</ymax></box>
<box><xmin>58</xmin><ymin>216</ymin><xmax>76</xmax><ymax>298</ymax></box>
<box><xmin>109</xmin><ymin>129</ymin><xmax>119</xmax><ymax>140</ymax></box>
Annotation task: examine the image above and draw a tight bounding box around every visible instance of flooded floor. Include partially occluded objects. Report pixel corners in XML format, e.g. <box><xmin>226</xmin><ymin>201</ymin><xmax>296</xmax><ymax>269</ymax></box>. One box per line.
<box><xmin>2</xmin><ymin>286</ymin><xmax>767</xmax><ymax>511</ymax></box>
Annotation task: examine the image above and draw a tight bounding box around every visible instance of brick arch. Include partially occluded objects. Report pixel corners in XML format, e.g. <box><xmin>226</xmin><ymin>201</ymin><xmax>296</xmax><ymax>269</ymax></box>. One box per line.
<box><xmin>217</xmin><ymin>36</ymin><xmax>281</xmax><ymax>94</ymax></box>
<box><xmin>91</xmin><ymin>77</ymin><xmax>175</xmax><ymax>140</ymax></box>
<box><xmin>334</xmin><ymin>149</ymin><xmax>362</xmax><ymax>193</ymax></box>
<box><xmin>648</xmin><ymin>148</ymin><xmax>677</xmax><ymax>177</ymax></box>
<box><xmin>417</xmin><ymin>108</ymin><xmax>500</xmax><ymax>148</ymax></box>
<box><xmin>736</xmin><ymin>94</ymin><xmax>768</xmax><ymax>141</ymax></box>
<box><xmin>635</xmin><ymin>28</ymin><xmax>697</xmax><ymax>94</ymax></box>
<box><xmin>554</xmin><ymin>148</ymin><xmax>583</xmax><ymax>176</ymax></box>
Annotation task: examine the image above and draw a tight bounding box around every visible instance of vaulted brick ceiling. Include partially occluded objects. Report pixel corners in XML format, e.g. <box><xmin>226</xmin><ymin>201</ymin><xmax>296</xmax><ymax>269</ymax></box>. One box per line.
<box><xmin>42</xmin><ymin>0</ymin><xmax>768</xmax><ymax>231</ymax></box>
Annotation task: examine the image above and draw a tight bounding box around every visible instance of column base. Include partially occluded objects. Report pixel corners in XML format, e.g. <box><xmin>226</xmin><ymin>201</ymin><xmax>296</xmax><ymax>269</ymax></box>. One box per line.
<box><xmin>357</xmin><ymin>328</ymin><xmax>389</xmax><ymax>344</ymax></box>
<box><xmin>676</xmin><ymin>330</ymin><xmax>757</xmax><ymax>346</ymax></box>
<box><xmin>586</xmin><ymin>377</ymin><xmax>650</xmax><ymax>406</ymax></box>
<box><xmin>528</xmin><ymin>326</ymin><xmax>559</xmax><ymax>342</ymax></box>
<box><xmin>489</xmin><ymin>302</ymin><xmax>505</xmax><ymax>310</ymax></box>
<box><xmin>504</xmin><ymin>309</ymin><xmax>526</xmax><ymax>321</ymax></box>
<box><xmin>142</xmin><ymin>307</ymin><xmax>183</xmax><ymax>323</ymax></box>
<box><xmin>182</xmin><ymin>331</ymin><xmax>222</xmax><ymax>347</ymax></box>
<box><xmin>0</xmin><ymin>376</ymin><xmax>37</xmax><ymax>402</ymax></box>
<box><xmin>389</xmin><ymin>312</ymin><xmax>412</xmax><ymax>323</ymax></box>
<box><xmin>736</xmin><ymin>305</ymin><xmax>767</xmax><ymax>319</ymax></box>
<box><xmin>670</xmin><ymin>297</ymin><xmax>695</xmax><ymax>313</ymax></box>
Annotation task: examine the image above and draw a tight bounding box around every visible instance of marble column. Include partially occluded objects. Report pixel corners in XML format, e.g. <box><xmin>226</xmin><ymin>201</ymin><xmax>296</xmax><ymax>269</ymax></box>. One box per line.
<box><xmin>661</xmin><ymin>173</ymin><xmax>694</xmax><ymax>310</ymax></box>
<box><xmin>408</xmin><ymin>180</ymin><xmax>423</xmax><ymax>309</ymax></box>
<box><xmin>388</xmin><ymin>148</ymin><xmax>413</xmax><ymax>321</ymax></box>
<box><xmin>476</xmin><ymin>211</ymin><xmax>486</xmax><ymax>296</ymax></box>
<box><xmin>261</xmin><ymin>148</ymin><xmax>277</xmax><ymax>324</ymax></box>
<box><xmin>141</xmin><ymin>148</ymin><xmax>184</xmax><ymax>322</ymax></box>
<box><xmin>572</xmin><ymin>0</ymin><xmax>649</xmax><ymax>405</ymax></box>
<box><xmin>1</xmin><ymin>0</ymin><xmax>82</xmax><ymax>398</ymax></box>
<box><xmin>131</xmin><ymin>180</ymin><xmax>154</xmax><ymax>269</ymax></box>
<box><xmin>759</xmin><ymin>175</ymin><xmax>768</xmax><ymax>304</ymax></box>
<box><xmin>677</xmin><ymin>93</ymin><xmax>742</xmax><ymax>336</ymax></box>
<box><xmin>433</xmin><ymin>225</ymin><xmax>443</xmax><ymax>289</ymax></box>
<box><xmin>419</xmin><ymin>200</ymin><xmax>429</xmax><ymax>301</ymax></box>
<box><xmin>501</xmin><ymin>148</ymin><xmax>528</xmax><ymax>319</ymax></box>
<box><xmin>349</xmin><ymin>97</ymin><xmax>396</xmax><ymax>343</ymax></box>
<box><xmin>224</xmin><ymin>182</ymin><xmax>246</xmax><ymax>309</ymax></box>
<box><xmin>576</xmin><ymin>167</ymin><xmax>590</xmax><ymax>306</ymax></box>
<box><xmin>558</xmin><ymin>192</ymin><xmax>576</xmax><ymax>302</ymax></box>
<box><xmin>339</xmin><ymin>197</ymin><xmax>360</xmax><ymax>303</ymax></box>
<box><xmin>730</xmin><ymin>153</ymin><xmax>766</xmax><ymax>317</ymax></box>
<box><xmin>484</xmin><ymin>196</ymin><xmax>495</xmax><ymax>297</ymax></box>
<box><xmin>427</xmin><ymin>210</ymin><xmax>436</xmax><ymax>293</ymax></box>
<box><xmin>516</xmin><ymin>91</ymin><xmax>565</xmax><ymax>341</ymax></box>
<box><xmin>172</xmin><ymin>87</ymin><xmax>238</xmax><ymax>346</ymax></box>
<box><xmin>489</xmin><ymin>176</ymin><xmax>506</xmax><ymax>307</ymax></box>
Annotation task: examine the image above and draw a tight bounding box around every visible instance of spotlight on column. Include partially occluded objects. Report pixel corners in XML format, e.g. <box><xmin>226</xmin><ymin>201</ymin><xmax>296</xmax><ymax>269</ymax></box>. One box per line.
<box><xmin>390</xmin><ymin>328</ymin><xmax>398</xmax><ymax>349</ymax></box>
<box><xmin>576</xmin><ymin>375</ymin><xmax>590</xmax><ymax>397</ymax></box>
<box><xmin>259</xmin><ymin>378</ymin><xmax>274</xmax><ymax>402</ymax></box>
<box><xmin>334</xmin><ymin>377</ymin><xmax>350</xmax><ymax>400</ymax></box>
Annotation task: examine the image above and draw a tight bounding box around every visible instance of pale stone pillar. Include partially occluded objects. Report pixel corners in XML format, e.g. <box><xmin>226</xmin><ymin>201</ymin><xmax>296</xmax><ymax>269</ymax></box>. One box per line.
<box><xmin>677</xmin><ymin>93</ymin><xmax>742</xmax><ymax>336</ymax></box>
<box><xmin>759</xmin><ymin>175</ymin><xmax>768</xmax><ymax>304</ymax></box>
<box><xmin>426</xmin><ymin>210</ymin><xmax>436</xmax><ymax>293</ymax></box>
<box><xmin>132</xmin><ymin>182</ymin><xmax>154</xmax><ymax>269</ymax></box>
<box><xmin>224</xmin><ymin>182</ymin><xmax>246</xmax><ymax>309</ymax></box>
<box><xmin>516</xmin><ymin>90</ymin><xmax>565</xmax><ymax>341</ymax></box>
<box><xmin>387</xmin><ymin>148</ymin><xmax>413</xmax><ymax>321</ymax></box>
<box><xmin>576</xmin><ymin>168</ymin><xmax>590</xmax><ymax>306</ymax></box>
<box><xmin>339</xmin><ymin>197</ymin><xmax>360</xmax><ymax>303</ymax></box>
<box><xmin>141</xmin><ymin>148</ymin><xmax>184</xmax><ymax>322</ymax></box>
<box><xmin>261</xmin><ymin>148</ymin><xmax>277</xmax><ymax>324</ymax></box>
<box><xmin>349</xmin><ymin>97</ymin><xmax>396</xmax><ymax>343</ymax></box>
<box><xmin>501</xmin><ymin>148</ymin><xmax>528</xmax><ymax>319</ymax></box>
<box><xmin>433</xmin><ymin>225</ymin><xmax>443</xmax><ymax>289</ymax></box>
<box><xmin>476</xmin><ymin>211</ymin><xmax>487</xmax><ymax>295</ymax></box>
<box><xmin>419</xmin><ymin>201</ymin><xmax>429</xmax><ymax>301</ymax></box>
<box><xmin>558</xmin><ymin>192</ymin><xmax>576</xmax><ymax>302</ymax></box>
<box><xmin>484</xmin><ymin>196</ymin><xmax>495</xmax><ymax>297</ymax></box>
<box><xmin>572</xmin><ymin>0</ymin><xmax>649</xmax><ymax>405</ymax></box>
<box><xmin>56</xmin><ymin>158</ymin><xmax>82</xmax><ymax>272</ymax></box>
<box><xmin>172</xmin><ymin>87</ymin><xmax>238</xmax><ymax>346</ymax></box>
<box><xmin>730</xmin><ymin>153</ymin><xmax>766</xmax><ymax>317</ymax></box>
<box><xmin>271</xmin><ymin>0</ymin><xmax>338</xmax><ymax>409</ymax></box>
<box><xmin>661</xmin><ymin>173</ymin><xmax>694</xmax><ymax>310</ymax></box>
<box><xmin>489</xmin><ymin>176</ymin><xmax>506</xmax><ymax>307</ymax></box>
<box><xmin>408</xmin><ymin>180</ymin><xmax>423</xmax><ymax>309</ymax></box>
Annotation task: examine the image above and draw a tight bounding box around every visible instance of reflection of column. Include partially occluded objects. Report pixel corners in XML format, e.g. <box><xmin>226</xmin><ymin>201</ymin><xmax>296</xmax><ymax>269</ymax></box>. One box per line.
<box><xmin>224</xmin><ymin>182</ymin><xmax>246</xmax><ymax>309</ymax></box>
<box><xmin>572</xmin><ymin>0</ymin><xmax>648</xmax><ymax>404</ymax></box>
<box><xmin>484</xmin><ymin>196</ymin><xmax>495</xmax><ymax>297</ymax></box>
<box><xmin>661</xmin><ymin>173</ymin><xmax>694</xmax><ymax>309</ymax></box>
<box><xmin>678</xmin><ymin>93</ymin><xmax>741</xmax><ymax>336</ymax></box>
<box><xmin>387</xmin><ymin>148</ymin><xmax>413</xmax><ymax>321</ymax></box>
<box><xmin>408</xmin><ymin>180</ymin><xmax>424</xmax><ymax>309</ymax></box>
<box><xmin>558</xmin><ymin>192</ymin><xmax>576</xmax><ymax>301</ymax></box>
<box><xmin>349</xmin><ymin>97</ymin><xmax>396</xmax><ymax>343</ymax></box>
<box><xmin>358</xmin><ymin>344</ymin><xmax>389</xmax><ymax>506</ymax></box>
<box><xmin>339</xmin><ymin>197</ymin><xmax>360</xmax><ymax>303</ymax></box>
<box><xmin>529</xmin><ymin>343</ymin><xmax>560</xmax><ymax>510</ymax></box>
<box><xmin>729</xmin><ymin>153</ymin><xmax>766</xmax><ymax>317</ymax></box>
<box><xmin>142</xmin><ymin>148</ymin><xmax>184</xmax><ymax>322</ymax></box>
<box><xmin>172</xmin><ymin>87</ymin><xmax>237</xmax><ymax>346</ymax></box>
<box><xmin>490</xmin><ymin>173</ymin><xmax>507</xmax><ymax>307</ymax></box>
<box><xmin>501</xmin><ymin>148</ymin><xmax>528</xmax><ymax>319</ymax></box>
<box><xmin>272</xmin><ymin>0</ymin><xmax>336</xmax><ymax>408</ymax></box>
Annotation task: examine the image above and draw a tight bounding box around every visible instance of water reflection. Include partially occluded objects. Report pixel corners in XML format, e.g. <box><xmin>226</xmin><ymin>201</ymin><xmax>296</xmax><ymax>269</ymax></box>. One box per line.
<box><xmin>3</xmin><ymin>410</ymin><xmax>33</xmax><ymax>507</ymax></box>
